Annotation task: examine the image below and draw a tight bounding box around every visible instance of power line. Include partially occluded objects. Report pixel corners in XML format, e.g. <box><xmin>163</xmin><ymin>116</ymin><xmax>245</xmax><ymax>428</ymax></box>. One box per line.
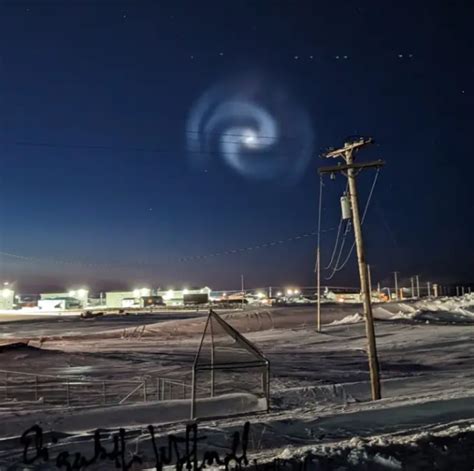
<box><xmin>10</xmin><ymin>127</ymin><xmax>302</xmax><ymax>151</ymax></box>
<box><xmin>324</xmin><ymin>220</ymin><xmax>352</xmax><ymax>280</ymax></box>
<box><xmin>324</xmin><ymin>168</ymin><xmax>380</xmax><ymax>279</ymax></box>
<box><xmin>179</xmin><ymin>227</ymin><xmax>337</xmax><ymax>262</ymax></box>
<box><xmin>323</xmin><ymin>182</ymin><xmax>349</xmax><ymax>270</ymax></box>
<box><xmin>10</xmin><ymin>139</ymin><xmax>305</xmax><ymax>160</ymax></box>
<box><xmin>185</xmin><ymin>129</ymin><xmax>301</xmax><ymax>142</ymax></box>
<box><xmin>331</xmin><ymin>168</ymin><xmax>380</xmax><ymax>272</ymax></box>
<box><xmin>324</xmin><ymin>216</ymin><xmax>343</xmax><ymax>270</ymax></box>
<box><xmin>0</xmin><ymin>227</ymin><xmax>337</xmax><ymax>269</ymax></box>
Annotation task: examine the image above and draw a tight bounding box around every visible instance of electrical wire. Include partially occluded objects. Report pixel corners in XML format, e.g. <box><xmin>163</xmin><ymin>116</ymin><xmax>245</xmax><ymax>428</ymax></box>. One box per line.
<box><xmin>324</xmin><ymin>220</ymin><xmax>352</xmax><ymax>280</ymax></box>
<box><xmin>323</xmin><ymin>182</ymin><xmax>349</xmax><ymax>270</ymax></box>
<box><xmin>0</xmin><ymin>226</ymin><xmax>337</xmax><ymax>269</ymax></box>
<box><xmin>180</xmin><ymin>227</ymin><xmax>337</xmax><ymax>262</ymax></box>
<box><xmin>324</xmin><ymin>216</ymin><xmax>343</xmax><ymax>269</ymax></box>
<box><xmin>11</xmin><ymin>126</ymin><xmax>303</xmax><ymax>151</ymax></box>
<box><xmin>325</xmin><ymin>168</ymin><xmax>380</xmax><ymax>278</ymax></box>
<box><xmin>10</xmin><ymin>140</ymin><xmax>305</xmax><ymax>163</ymax></box>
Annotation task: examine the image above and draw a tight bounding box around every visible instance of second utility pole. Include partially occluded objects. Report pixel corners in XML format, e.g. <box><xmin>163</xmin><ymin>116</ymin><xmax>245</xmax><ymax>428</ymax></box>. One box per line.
<box><xmin>393</xmin><ymin>272</ymin><xmax>399</xmax><ymax>300</ymax></box>
<box><xmin>320</xmin><ymin>137</ymin><xmax>383</xmax><ymax>400</ymax></box>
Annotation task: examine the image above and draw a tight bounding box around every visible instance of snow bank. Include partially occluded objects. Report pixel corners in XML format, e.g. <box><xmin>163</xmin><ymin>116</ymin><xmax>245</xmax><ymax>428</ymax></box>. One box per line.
<box><xmin>370</xmin><ymin>295</ymin><xmax>474</xmax><ymax>324</ymax></box>
<box><xmin>259</xmin><ymin>420</ymin><xmax>474</xmax><ymax>470</ymax></box>
<box><xmin>272</xmin><ymin>384</ymin><xmax>357</xmax><ymax>409</ymax></box>
<box><xmin>325</xmin><ymin>295</ymin><xmax>474</xmax><ymax>325</ymax></box>
<box><xmin>328</xmin><ymin>313</ymin><xmax>364</xmax><ymax>325</ymax></box>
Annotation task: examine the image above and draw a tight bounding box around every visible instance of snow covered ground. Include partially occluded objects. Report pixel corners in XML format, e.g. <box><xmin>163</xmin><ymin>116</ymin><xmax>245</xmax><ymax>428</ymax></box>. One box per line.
<box><xmin>0</xmin><ymin>295</ymin><xmax>473</xmax><ymax>469</ymax></box>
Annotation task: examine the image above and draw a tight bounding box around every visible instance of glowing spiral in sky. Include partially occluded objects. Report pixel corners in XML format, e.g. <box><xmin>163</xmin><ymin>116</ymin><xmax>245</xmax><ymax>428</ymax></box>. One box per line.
<box><xmin>186</xmin><ymin>74</ymin><xmax>314</xmax><ymax>183</ymax></box>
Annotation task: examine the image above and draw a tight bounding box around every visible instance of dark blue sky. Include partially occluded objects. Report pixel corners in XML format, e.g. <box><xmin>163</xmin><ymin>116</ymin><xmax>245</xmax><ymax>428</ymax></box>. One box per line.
<box><xmin>0</xmin><ymin>0</ymin><xmax>473</xmax><ymax>292</ymax></box>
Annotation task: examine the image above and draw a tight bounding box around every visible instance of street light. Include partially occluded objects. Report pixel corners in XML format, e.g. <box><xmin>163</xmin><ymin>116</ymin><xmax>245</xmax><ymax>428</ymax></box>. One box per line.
<box><xmin>133</xmin><ymin>288</ymin><xmax>150</xmax><ymax>297</ymax></box>
<box><xmin>1</xmin><ymin>288</ymin><xmax>13</xmax><ymax>299</ymax></box>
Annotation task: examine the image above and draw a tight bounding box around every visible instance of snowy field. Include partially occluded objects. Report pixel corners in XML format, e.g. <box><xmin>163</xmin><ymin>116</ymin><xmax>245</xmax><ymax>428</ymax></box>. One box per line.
<box><xmin>0</xmin><ymin>295</ymin><xmax>473</xmax><ymax>469</ymax></box>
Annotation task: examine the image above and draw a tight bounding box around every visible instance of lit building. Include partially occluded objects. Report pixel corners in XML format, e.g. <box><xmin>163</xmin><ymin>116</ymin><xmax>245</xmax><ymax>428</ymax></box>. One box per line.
<box><xmin>40</xmin><ymin>290</ymin><xmax>88</xmax><ymax>308</ymax></box>
<box><xmin>156</xmin><ymin>287</ymin><xmax>211</xmax><ymax>306</ymax></box>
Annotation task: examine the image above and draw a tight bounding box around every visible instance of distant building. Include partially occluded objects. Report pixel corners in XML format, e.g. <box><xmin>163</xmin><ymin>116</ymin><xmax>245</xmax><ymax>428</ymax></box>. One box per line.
<box><xmin>156</xmin><ymin>287</ymin><xmax>211</xmax><ymax>306</ymax></box>
<box><xmin>105</xmin><ymin>291</ymin><xmax>135</xmax><ymax>308</ymax></box>
<box><xmin>38</xmin><ymin>297</ymin><xmax>82</xmax><ymax>310</ymax></box>
<box><xmin>41</xmin><ymin>290</ymin><xmax>88</xmax><ymax>308</ymax></box>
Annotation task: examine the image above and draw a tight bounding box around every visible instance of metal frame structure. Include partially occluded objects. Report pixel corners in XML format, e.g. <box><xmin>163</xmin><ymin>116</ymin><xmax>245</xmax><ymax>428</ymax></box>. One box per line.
<box><xmin>191</xmin><ymin>309</ymin><xmax>270</xmax><ymax>419</ymax></box>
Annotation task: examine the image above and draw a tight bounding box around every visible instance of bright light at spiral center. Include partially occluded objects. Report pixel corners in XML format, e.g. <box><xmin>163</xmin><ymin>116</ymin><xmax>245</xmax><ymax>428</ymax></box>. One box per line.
<box><xmin>242</xmin><ymin>129</ymin><xmax>259</xmax><ymax>148</ymax></box>
<box><xmin>186</xmin><ymin>74</ymin><xmax>314</xmax><ymax>182</ymax></box>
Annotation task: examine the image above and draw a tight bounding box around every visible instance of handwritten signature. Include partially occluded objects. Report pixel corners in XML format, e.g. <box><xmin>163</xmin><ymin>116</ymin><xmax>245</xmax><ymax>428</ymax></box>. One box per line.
<box><xmin>21</xmin><ymin>422</ymin><xmax>250</xmax><ymax>471</ymax></box>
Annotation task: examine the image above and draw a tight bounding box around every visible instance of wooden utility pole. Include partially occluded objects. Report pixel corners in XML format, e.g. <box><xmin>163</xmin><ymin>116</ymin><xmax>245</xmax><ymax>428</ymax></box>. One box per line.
<box><xmin>367</xmin><ymin>264</ymin><xmax>373</xmax><ymax>301</ymax></box>
<box><xmin>416</xmin><ymin>275</ymin><xmax>420</xmax><ymax>298</ymax></box>
<box><xmin>316</xmin><ymin>246</ymin><xmax>321</xmax><ymax>332</ymax></box>
<box><xmin>393</xmin><ymin>272</ymin><xmax>399</xmax><ymax>300</ymax></box>
<box><xmin>320</xmin><ymin>137</ymin><xmax>383</xmax><ymax>401</ymax></box>
<box><xmin>241</xmin><ymin>274</ymin><xmax>245</xmax><ymax>310</ymax></box>
<box><xmin>316</xmin><ymin>176</ymin><xmax>323</xmax><ymax>332</ymax></box>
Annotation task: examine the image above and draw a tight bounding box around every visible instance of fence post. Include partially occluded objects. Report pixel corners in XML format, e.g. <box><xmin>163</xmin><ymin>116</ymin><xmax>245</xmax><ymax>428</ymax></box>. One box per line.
<box><xmin>264</xmin><ymin>362</ymin><xmax>270</xmax><ymax>412</ymax></box>
<box><xmin>66</xmin><ymin>380</ymin><xmax>70</xmax><ymax>407</ymax></box>
<box><xmin>190</xmin><ymin>369</ymin><xmax>196</xmax><ymax>420</ymax></box>
<box><xmin>210</xmin><ymin>317</ymin><xmax>215</xmax><ymax>398</ymax></box>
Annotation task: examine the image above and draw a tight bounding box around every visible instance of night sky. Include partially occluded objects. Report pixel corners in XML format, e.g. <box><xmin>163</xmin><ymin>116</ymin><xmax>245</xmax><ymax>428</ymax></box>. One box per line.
<box><xmin>1</xmin><ymin>1</ymin><xmax>473</xmax><ymax>293</ymax></box>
